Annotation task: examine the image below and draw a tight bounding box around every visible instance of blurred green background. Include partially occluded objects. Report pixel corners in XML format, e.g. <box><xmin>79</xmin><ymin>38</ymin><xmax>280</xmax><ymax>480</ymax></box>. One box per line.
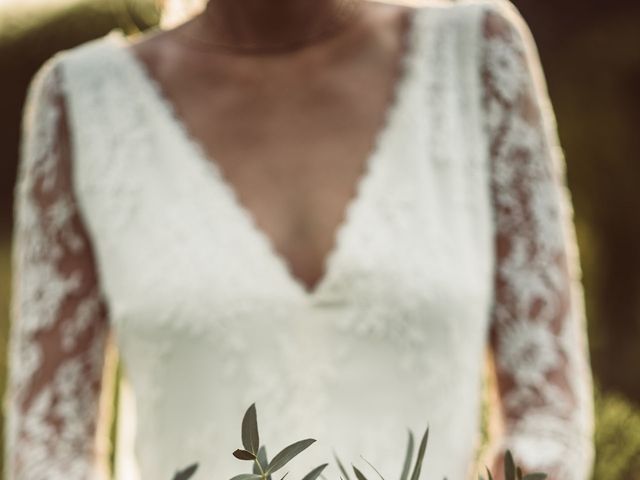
<box><xmin>0</xmin><ymin>0</ymin><xmax>639</xmax><ymax>478</ymax></box>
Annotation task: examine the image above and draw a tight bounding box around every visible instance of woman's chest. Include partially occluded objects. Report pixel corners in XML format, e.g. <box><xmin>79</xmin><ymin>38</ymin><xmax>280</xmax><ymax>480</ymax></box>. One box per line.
<box><xmin>64</xmin><ymin>12</ymin><xmax>496</xmax><ymax>336</ymax></box>
<box><xmin>89</xmin><ymin>97</ymin><xmax>494</xmax><ymax>340</ymax></box>
<box><xmin>125</xmin><ymin>22</ymin><xmax>415</xmax><ymax>292</ymax></box>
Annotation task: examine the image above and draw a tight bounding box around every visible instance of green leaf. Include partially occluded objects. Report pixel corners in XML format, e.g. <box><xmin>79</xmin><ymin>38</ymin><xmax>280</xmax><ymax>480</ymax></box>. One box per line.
<box><xmin>172</xmin><ymin>463</ymin><xmax>198</xmax><ymax>480</ymax></box>
<box><xmin>266</xmin><ymin>438</ymin><xmax>316</xmax><ymax>474</ymax></box>
<box><xmin>242</xmin><ymin>403</ymin><xmax>260</xmax><ymax>455</ymax></box>
<box><xmin>522</xmin><ymin>474</ymin><xmax>547</xmax><ymax>480</ymax></box>
<box><xmin>485</xmin><ymin>466</ymin><xmax>494</xmax><ymax>480</ymax></box>
<box><xmin>229</xmin><ymin>474</ymin><xmax>262</xmax><ymax>480</ymax></box>
<box><xmin>233</xmin><ymin>449</ymin><xmax>257</xmax><ymax>461</ymax></box>
<box><xmin>254</xmin><ymin>445</ymin><xmax>270</xmax><ymax>478</ymax></box>
<box><xmin>334</xmin><ymin>451</ymin><xmax>351</xmax><ymax>480</ymax></box>
<box><xmin>478</xmin><ymin>465</ymin><xmax>497</xmax><ymax>480</ymax></box>
<box><xmin>301</xmin><ymin>463</ymin><xmax>329</xmax><ymax>480</ymax></box>
<box><xmin>409</xmin><ymin>426</ymin><xmax>429</xmax><ymax>480</ymax></box>
<box><xmin>352</xmin><ymin>465</ymin><xmax>369</xmax><ymax>480</ymax></box>
<box><xmin>400</xmin><ymin>430</ymin><xmax>415</xmax><ymax>480</ymax></box>
<box><xmin>359</xmin><ymin>455</ymin><xmax>385</xmax><ymax>480</ymax></box>
<box><xmin>504</xmin><ymin>451</ymin><xmax>516</xmax><ymax>480</ymax></box>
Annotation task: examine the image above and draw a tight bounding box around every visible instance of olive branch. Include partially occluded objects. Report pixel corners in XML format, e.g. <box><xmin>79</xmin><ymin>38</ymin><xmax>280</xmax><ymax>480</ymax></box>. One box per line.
<box><xmin>172</xmin><ymin>403</ymin><xmax>547</xmax><ymax>480</ymax></box>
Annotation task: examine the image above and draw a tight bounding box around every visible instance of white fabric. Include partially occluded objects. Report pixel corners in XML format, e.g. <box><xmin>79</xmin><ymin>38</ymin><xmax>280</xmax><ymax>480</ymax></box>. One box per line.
<box><xmin>4</xmin><ymin>1</ymin><xmax>595</xmax><ymax>479</ymax></box>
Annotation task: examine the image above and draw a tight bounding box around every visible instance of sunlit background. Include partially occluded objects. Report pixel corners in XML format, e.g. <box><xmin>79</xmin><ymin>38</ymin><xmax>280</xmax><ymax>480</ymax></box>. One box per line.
<box><xmin>0</xmin><ymin>0</ymin><xmax>639</xmax><ymax>478</ymax></box>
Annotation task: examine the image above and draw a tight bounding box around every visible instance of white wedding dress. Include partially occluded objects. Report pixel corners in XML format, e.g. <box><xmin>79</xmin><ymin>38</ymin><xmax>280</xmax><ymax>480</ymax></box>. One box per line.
<box><xmin>3</xmin><ymin>1</ymin><xmax>595</xmax><ymax>479</ymax></box>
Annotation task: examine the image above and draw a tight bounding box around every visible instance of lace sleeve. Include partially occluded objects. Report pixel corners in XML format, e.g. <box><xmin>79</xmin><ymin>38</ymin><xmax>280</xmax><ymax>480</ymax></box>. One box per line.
<box><xmin>3</xmin><ymin>55</ymin><xmax>112</xmax><ymax>480</ymax></box>
<box><xmin>480</xmin><ymin>3</ymin><xmax>595</xmax><ymax>479</ymax></box>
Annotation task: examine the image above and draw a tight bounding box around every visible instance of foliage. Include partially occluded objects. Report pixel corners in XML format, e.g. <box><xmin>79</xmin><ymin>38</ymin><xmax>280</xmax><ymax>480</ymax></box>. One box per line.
<box><xmin>171</xmin><ymin>403</ymin><xmax>547</xmax><ymax>480</ymax></box>
<box><xmin>593</xmin><ymin>387</ymin><xmax>640</xmax><ymax>480</ymax></box>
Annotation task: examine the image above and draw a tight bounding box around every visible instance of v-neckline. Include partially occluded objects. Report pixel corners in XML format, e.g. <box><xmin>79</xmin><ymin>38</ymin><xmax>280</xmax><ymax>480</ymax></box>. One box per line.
<box><xmin>107</xmin><ymin>5</ymin><xmax>424</xmax><ymax>303</ymax></box>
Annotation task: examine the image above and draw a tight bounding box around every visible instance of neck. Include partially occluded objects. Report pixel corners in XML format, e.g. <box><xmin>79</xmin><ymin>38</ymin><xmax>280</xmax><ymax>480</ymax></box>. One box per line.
<box><xmin>196</xmin><ymin>0</ymin><xmax>363</xmax><ymax>50</ymax></box>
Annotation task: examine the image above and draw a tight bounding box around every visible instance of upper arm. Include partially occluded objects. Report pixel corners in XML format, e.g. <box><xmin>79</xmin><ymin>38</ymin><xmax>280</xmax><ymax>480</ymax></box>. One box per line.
<box><xmin>478</xmin><ymin>2</ymin><xmax>595</xmax><ymax>478</ymax></box>
<box><xmin>4</xmin><ymin>54</ymin><xmax>112</xmax><ymax>479</ymax></box>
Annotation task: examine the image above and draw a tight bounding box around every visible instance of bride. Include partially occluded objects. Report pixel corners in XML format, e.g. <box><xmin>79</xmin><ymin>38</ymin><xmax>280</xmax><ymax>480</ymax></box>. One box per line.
<box><xmin>4</xmin><ymin>0</ymin><xmax>595</xmax><ymax>479</ymax></box>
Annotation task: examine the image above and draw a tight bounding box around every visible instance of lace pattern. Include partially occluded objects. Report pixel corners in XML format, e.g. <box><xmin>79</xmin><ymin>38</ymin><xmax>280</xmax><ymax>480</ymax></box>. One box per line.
<box><xmin>4</xmin><ymin>55</ymin><xmax>111</xmax><ymax>479</ymax></box>
<box><xmin>480</xmin><ymin>2</ymin><xmax>595</xmax><ymax>478</ymax></box>
<box><xmin>3</xmin><ymin>3</ymin><xmax>596</xmax><ymax>479</ymax></box>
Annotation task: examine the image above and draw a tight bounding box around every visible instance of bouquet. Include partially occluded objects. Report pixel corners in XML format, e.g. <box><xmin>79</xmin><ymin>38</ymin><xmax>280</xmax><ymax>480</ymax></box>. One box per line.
<box><xmin>172</xmin><ymin>403</ymin><xmax>547</xmax><ymax>480</ymax></box>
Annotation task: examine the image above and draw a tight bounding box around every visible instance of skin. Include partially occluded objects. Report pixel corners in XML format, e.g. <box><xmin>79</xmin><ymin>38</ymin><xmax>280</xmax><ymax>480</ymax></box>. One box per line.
<box><xmin>127</xmin><ymin>0</ymin><xmax>414</xmax><ymax>294</ymax></box>
<box><xmin>126</xmin><ymin>3</ymin><xmax>541</xmax><ymax>478</ymax></box>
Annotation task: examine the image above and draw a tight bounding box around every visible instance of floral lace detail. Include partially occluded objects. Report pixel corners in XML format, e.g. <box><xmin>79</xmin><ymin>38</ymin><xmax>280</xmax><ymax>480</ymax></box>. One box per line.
<box><xmin>481</xmin><ymin>3</ymin><xmax>595</xmax><ymax>478</ymax></box>
<box><xmin>4</xmin><ymin>55</ymin><xmax>111</xmax><ymax>479</ymax></box>
<box><xmin>2</xmin><ymin>4</ymin><xmax>598</xmax><ymax>479</ymax></box>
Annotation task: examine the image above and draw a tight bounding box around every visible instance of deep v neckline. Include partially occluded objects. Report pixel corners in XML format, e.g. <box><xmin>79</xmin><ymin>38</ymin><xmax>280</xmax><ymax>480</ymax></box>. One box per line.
<box><xmin>107</xmin><ymin>5</ymin><xmax>424</xmax><ymax>302</ymax></box>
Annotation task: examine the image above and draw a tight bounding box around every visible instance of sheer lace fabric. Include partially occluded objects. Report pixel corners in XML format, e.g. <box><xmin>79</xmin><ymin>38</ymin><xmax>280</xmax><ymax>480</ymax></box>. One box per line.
<box><xmin>4</xmin><ymin>57</ymin><xmax>111</xmax><ymax>479</ymax></box>
<box><xmin>4</xmin><ymin>1</ymin><xmax>594</xmax><ymax>479</ymax></box>
<box><xmin>481</xmin><ymin>4</ymin><xmax>595</xmax><ymax>478</ymax></box>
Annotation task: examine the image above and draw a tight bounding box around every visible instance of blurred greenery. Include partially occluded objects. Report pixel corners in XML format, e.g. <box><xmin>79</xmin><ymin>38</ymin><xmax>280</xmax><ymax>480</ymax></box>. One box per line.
<box><xmin>593</xmin><ymin>386</ymin><xmax>640</xmax><ymax>480</ymax></box>
<box><xmin>1</xmin><ymin>0</ymin><xmax>639</xmax><ymax>479</ymax></box>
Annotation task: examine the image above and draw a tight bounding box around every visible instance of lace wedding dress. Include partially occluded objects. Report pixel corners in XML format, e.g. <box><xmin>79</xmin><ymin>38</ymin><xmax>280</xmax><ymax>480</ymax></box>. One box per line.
<box><xmin>3</xmin><ymin>1</ymin><xmax>595</xmax><ymax>479</ymax></box>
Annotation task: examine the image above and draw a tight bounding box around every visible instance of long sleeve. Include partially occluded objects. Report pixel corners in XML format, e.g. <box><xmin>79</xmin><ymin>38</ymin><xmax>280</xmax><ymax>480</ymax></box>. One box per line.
<box><xmin>480</xmin><ymin>2</ymin><xmax>595</xmax><ymax>479</ymax></box>
<box><xmin>3</xmin><ymin>54</ymin><xmax>112</xmax><ymax>479</ymax></box>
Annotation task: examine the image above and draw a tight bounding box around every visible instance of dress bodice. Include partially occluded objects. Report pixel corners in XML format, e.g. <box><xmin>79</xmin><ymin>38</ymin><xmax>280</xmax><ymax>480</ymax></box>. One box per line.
<box><xmin>4</xmin><ymin>1</ymin><xmax>595</xmax><ymax>479</ymax></box>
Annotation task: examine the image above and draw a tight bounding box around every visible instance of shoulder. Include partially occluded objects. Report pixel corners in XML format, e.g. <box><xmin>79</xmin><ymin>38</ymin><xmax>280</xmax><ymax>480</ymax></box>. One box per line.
<box><xmin>415</xmin><ymin>0</ymin><xmax>533</xmax><ymax>44</ymax></box>
<box><xmin>37</xmin><ymin>29</ymin><xmax>129</xmax><ymax>92</ymax></box>
<box><xmin>25</xmin><ymin>51</ymin><xmax>64</xmax><ymax>106</ymax></box>
<box><xmin>432</xmin><ymin>0</ymin><xmax>528</xmax><ymax>25</ymax></box>
<box><xmin>21</xmin><ymin>50</ymin><xmax>69</xmax><ymax>141</ymax></box>
<box><xmin>29</xmin><ymin>29</ymin><xmax>141</xmax><ymax>128</ymax></box>
<box><xmin>24</xmin><ymin>30</ymin><xmax>142</xmax><ymax>148</ymax></box>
